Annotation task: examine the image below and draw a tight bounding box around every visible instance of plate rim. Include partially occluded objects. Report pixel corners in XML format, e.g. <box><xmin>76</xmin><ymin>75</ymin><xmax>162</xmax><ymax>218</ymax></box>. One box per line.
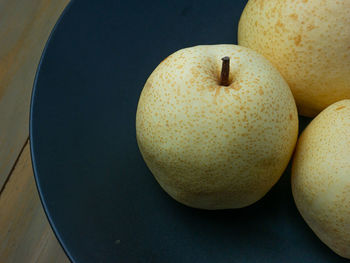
<box><xmin>29</xmin><ymin>1</ymin><xmax>75</xmax><ymax>262</ymax></box>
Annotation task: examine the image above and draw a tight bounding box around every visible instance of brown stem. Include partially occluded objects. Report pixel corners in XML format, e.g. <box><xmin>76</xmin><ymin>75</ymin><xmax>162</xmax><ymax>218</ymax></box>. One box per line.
<box><xmin>220</xmin><ymin>56</ymin><xmax>230</xmax><ymax>86</ymax></box>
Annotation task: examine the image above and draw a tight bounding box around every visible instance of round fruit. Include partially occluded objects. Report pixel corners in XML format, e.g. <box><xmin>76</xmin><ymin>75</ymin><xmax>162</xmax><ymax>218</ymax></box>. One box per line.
<box><xmin>238</xmin><ymin>0</ymin><xmax>350</xmax><ymax>117</ymax></box>
<box><xmin>136</xmin><ymin>45</ymin><xmax>298</xmax><ymax>209</ymax></box>
<box><xmin>292</xmin><ymin>99</ymin><xmax>350</xmax><ymax>258</ymax></box>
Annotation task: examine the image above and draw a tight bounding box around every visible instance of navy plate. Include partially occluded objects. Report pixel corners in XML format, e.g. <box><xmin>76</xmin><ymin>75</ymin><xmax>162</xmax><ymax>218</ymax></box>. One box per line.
<box><xmin>30</xmin><ymin>0</ymin><xmax>347</xmax><ymax>262</ymax></box>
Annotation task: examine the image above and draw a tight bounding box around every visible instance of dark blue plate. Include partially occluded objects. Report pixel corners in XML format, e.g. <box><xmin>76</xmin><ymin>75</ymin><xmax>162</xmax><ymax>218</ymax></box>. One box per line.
<box><xmin>30</xmin><ymin>0</ymin><xmax>347</xmax><ymax>262</ymax></box>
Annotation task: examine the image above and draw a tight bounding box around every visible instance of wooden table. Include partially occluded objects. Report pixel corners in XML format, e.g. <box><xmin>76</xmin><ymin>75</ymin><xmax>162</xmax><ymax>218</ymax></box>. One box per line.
<box><xmin>0</xmin><ymin>1</ymin><xmax>70</xmax><ymax>262</ymax></box>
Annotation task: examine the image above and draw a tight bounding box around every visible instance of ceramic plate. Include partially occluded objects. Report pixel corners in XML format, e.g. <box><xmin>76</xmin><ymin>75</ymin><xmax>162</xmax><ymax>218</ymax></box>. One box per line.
<box><xmin>30</xmin><ymin>0</ymin><xmax>346</xmax><ymax>262</ymax></box>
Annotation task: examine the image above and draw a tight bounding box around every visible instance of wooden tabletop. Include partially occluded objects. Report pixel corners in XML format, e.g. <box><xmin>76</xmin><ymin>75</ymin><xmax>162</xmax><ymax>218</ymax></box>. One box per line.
<box><xmin>0</xmin><ymin>0</ymin><xmax>70</xmax><ymax>262</ymax></box>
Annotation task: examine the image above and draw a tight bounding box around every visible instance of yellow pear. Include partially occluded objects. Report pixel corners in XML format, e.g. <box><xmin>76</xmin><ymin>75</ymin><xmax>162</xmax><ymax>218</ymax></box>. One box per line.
<box><xmin>238</xmin><ymin>0</ymin><xmax>350</xmax><ymax>117</ymax></box>
<box><xmin>136</xmin><ymin>45</ymin><xmax>298</xmax><ymax>210</ymax></box>
<box><xmin>292</xmin><ymin>99</ymin><xmax>350</xmax><ymax>258</ymax></box>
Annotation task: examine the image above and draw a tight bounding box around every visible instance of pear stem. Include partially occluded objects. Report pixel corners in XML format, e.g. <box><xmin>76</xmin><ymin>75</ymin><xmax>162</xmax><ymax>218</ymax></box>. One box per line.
<box><xmin>220</xmin><ymin>56</ymin><xmax>230</xmax><ymax>86</ymax></box>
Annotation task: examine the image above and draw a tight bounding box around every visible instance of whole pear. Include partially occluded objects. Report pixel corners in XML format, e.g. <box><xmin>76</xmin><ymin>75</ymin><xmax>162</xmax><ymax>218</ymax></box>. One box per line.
<box><xmin>136</xmin><ymin>45</ymin><xmax>298</xmax><ymax>210</ymax></box>
<box><xmin>292</xmin><ymin>99</ymin><xmax>350</xmax><ymax>258</ymax></box>
<box><xmin>238</xmin><ymin>0</ymin><xmax>350</xmax><ymax>117</ymax></box>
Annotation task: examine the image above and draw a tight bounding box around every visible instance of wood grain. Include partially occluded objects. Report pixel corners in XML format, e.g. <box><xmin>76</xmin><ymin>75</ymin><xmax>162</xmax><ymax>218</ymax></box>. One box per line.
<box><xmin>0</xmin><ymin>0</ymin><xmax>70</xmax><ymax>262</ymax></box>
<box><xmin>0</xmin><ymin>141</ymin><xmax>69</xmax><ymax>263</ymax></box>
<box><xmin>0</xmin><ymin>0</ymin><xmax>70</xmax><ymax>190</ymax></box>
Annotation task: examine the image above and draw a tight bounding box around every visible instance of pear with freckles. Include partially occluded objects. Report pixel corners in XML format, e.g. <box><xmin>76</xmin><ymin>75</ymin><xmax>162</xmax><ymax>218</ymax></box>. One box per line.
<box><xmin>136</xmin><ymin>45</ymin><xmax>298</xmax><ymax>210</ymax></box>
<box><xmin>292</xmin><ymin>99</ymin><xmax>350</xmax><ymax>259</ymax></box>
<box><xmin>238</xmin><ymin>0</ymin><xmax>350</xmax><ymax>117</ymax></box>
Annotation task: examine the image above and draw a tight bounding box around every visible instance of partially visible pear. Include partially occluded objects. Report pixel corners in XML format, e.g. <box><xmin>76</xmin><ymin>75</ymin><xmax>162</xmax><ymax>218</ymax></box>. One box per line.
<box><xmin>292</xmin><ymin>99</ymin><xmax>350</xmax><ymax>259</ymax></box>
<box><xmin>136</xmin><ymin>45</ymin><xmax>298</xmax><ymax>210</ymax></box>
<box><xmin>238</xmin><ymin>0</ymin><xmax>350</xmax><ymax>117</ymax></box>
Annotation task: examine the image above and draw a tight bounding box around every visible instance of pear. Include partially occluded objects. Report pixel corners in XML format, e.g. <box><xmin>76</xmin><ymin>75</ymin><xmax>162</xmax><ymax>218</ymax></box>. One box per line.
<box><xmin>292</xmin><ymin>99</ymin><xmax>350</xmax><ymax>258</ymax></box>
<box><xmin>238</xmin><ymin>0</ymin><xmax>350</xmax><ymax>117</ymax></box>
<box><xmin>136</xmin><ymin>45</ymin><xmax>298</xmax><ymax>210</ymax></box>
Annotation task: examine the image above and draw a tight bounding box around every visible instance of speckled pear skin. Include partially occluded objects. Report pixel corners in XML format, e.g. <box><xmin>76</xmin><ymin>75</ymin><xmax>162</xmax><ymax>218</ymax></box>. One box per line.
<box><xmin>292</xmin><ymin>100</ymin><xmax>350</xmax><ymax>259</ymax></box>
<box><xmin>136</xmin><ymin>45</ymin><xmax>298</xmax><ymax>210</ymax></box>
<box><xmin>238</xmin><ymin>0</ymin><xmax>350</xmax><ymax>117</ymax></box>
